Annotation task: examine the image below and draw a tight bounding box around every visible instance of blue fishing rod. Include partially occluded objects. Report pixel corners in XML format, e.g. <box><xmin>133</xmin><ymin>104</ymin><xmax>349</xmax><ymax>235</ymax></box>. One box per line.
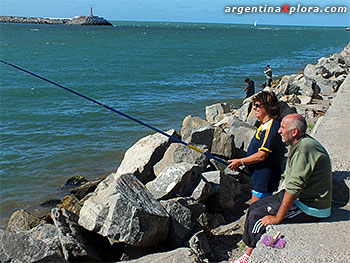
<box><xmin>0</xmin><ymin>60</ymin><xmax>249</xmax><ymax>176</ymax></box>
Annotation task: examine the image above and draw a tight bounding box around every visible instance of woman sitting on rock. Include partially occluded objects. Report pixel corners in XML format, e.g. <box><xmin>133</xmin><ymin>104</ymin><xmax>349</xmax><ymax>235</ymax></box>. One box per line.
<box><xmin>228</xmin><ymin>91</ymin><xmax>285</xmax><ymax>204</ymax></box>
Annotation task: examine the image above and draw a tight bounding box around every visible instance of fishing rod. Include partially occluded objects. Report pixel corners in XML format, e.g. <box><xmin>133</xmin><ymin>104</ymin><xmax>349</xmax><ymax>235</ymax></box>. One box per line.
<box><xmin>0</xmin><ymin>60</ymin><xmax>249</xmax><ymax>176</ymax></box>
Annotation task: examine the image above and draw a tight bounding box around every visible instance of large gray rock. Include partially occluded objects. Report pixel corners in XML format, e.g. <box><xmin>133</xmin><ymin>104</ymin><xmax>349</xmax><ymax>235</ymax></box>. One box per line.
<box><xmin>120</xmin><ymin>246</ymin><xmax>158</xmax><ymax>261</ymax></box>
<box><xmin>285</xmin><ymin>74</ymin><xmax>321</xmax><ymax>98</ymax></box>
<box><xmin>197</xmin><ymin>212</ymin><xmax>226</xmax><ymax>231</ymax></box>
<box><xmin>116</xmin><ymin>129</ymin><xmax>179</xmax><ymax>184</ymax></box>
<box><xmin>279</xmin><ymin>94</ymin><xmax>301</xmax><ymax>105</ymax></box>
<box><xmin>153</xmin><ymin>143</ymin><xmax>209</xmax><ymax>176</ymax></box>
<box><xmin>238</xmin><ymin>100</ymin><xmax>253</xmax><ymax>123</ymax></box>
<box><xmin>279</xmin><ymin>101</ymin><xmax>297</xmax><ymax>119</ymax></box>
<box><xmin>6</xmin><ymin>209</ymin><xmax>41</xmax><ymax>233</ymax></box>
<box><xmin>210</xmin><ymin>127</ymin><xmax>236</xmax><ymax>159</ymax></box>
<box><xmin>304</xmin><ymin>63</ymin><xmax>339</xmax><ymax>94</ymax></box>
<box><xmin>146</xmin><ymin>163</ymin><xmax>204</xmax><ymax>200</ymax></box>
<box><xmin>187</xmin><ymin>125</ymin><xmax>214</xmax><ymax>148</ymax></box>
<box><xmin>119</xmin><ymin>247</ymin><xmax>199</xmax><ymax>263</ymax></box>
<box><xmin>202</xmin><ymin>171</ymin><xmax>241</xmax><ymax>213</ymax></box>
<box><xmin>0</xmin><ymin>229</ymin><xmax>66</xmax><ymax>263</ymax></box>
<box><xmin>274</xmin><ymin>75</ymin><xmax>291</xmax><ymax>97</ymax></box>
<box><xmin>57</xmin><ymin>194</ymin><xmax>82</xmax><ymax>216</ymax></box>
<box><xmin>190</xmin><ymin>176</ymin><xmax>215</xmax><ymax>203</ymax></box>
<box><xmin>215</xmin><ymin>115</ymin><xmax>256</xmax><ymax>152</ymax></box>
<box><xmin>51</xmin><ymin>208</ymin><xmax>101</xmax><ymax>262</ymax></box>
<box><xmin>70</xmin><ymin>179</ymin><xmax>103</xmax><ymax>200</ymax></box>
<box><xmin>160</xmin><ymin>197</ymin><xmax>205</xmax><ymax>248</ymax></box>
<box><xmin>205</xmin><ymin>102</ymin><xmax>231</xmax><ymax>123</ymax></box>
<box><xmin>189</xmin><ymin>230</ymin><xmax>213</xmax><ymax>260</ymax></box>
<box><xmin>27</xmin><ymin>223</ymin><xmax>64</xmax><ymax>258</ymax></box>
<box><xmin>330</xmin><ymin>43</ymin><xmax>350</xmax><ymax>67</ymax></box>
<box><xmin>181</xmin><ymin>115</ymin><xmax>210</xmax><ymax>143</ymax></box>
<box><xmin>78</xmin><ymin>173</ymin><xmax>169</xmax><ymax>247</ymax></box>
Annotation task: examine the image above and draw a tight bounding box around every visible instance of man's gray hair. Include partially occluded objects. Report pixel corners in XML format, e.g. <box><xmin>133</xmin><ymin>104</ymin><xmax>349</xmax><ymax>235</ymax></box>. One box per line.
<box><xmin>289</xmin><ymin>116</ymin><xmax>307</xmax><ymax>134</ymax></box>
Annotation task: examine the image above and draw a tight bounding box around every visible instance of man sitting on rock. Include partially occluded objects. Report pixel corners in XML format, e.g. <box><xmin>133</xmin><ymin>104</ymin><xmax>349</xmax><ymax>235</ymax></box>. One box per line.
<box><xmin>232</xmin><ymin>113</ymin><xmax>332</xmax><ymax>263</ymax></box>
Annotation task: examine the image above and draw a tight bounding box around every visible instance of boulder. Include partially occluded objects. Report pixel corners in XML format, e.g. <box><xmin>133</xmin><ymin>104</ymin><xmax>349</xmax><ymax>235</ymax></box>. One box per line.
<box><xmin>215</xmin><ymin>115</ymin><xmax>256</xmax><ymax>152</ymax></box>
<box><xmin>78</xmin><ymin>173</ymin><xmax>169</xmax><ymax>247</ymax></box>
<box><xmin>160</xmin><ymin>197</ymin><xmax>206</xmax><ymax>248</ymax></box>
<box><xmin>205</xmin><ymin>102</ymin><xmax>231</xmax><ymax>123</ymax></box>
<box><xmin>70</xmin><ymin>179</ymin><xmax>103</xmax><ymax>200</ymax></box>
<box><xmin>181</xmin><ymin>115</ymin><xmax>210</xmax><ymax>143</ymax></box>
<box><xmin>274</xmin><ymin>75</ymin><xmax>291</xmax><ymax>96</ymax></box>
<box><xmin>189</xmin><ymin>230</ymin><xmax>213</xmax><ymax>260</ymax></box>
<box><xmin>296</xmin><ymin>76</ymin><xmax>321</xmax><ymax>98</ymax></box>
<box><xmin>298</xmin><ymin>95</ymin><xmax>313</xmax><ymax>105</ymax></box>
<box><xmin>57</xmin><ymin>194</ymin><xmax>82</xmax><ymax>216</ymax></box>
<box><xmin>331</xmin><ymin>43</ymin><xmax>350</xmax><ymax>67</ymax></box>
<box><xmin>118</xmin><ymin>247</ymin><xmax>198</xmax><ymax>263</ymax></box>
<box><xmin>286</xmin><ymin>74</ymin><xmax>321</xmax><ymax>98</ymax></box>
<box><xmin>238</xmin><ymin>100</ymin><xmax>253</xmax><ymax>122</ymax></box>
<box><xmin>153</xmin><ymin>143</ymin><xmax>209</xmax><ymax>176</ymax></box>
<box><xmin>279</xmin><ymin>101</ymin><xmax>297</xmax><ymax>119</ymax></box>
<box><xmin>197</xmin><ymin>212</ymin><xmax>226</xmax><ymax>231</ymax></box>
<box><xmin>210</xmin><ymin>127</ymin><xmax>236</xmax><ymax>159</ymax></box>
<box><xmin>319</xmin><ymin>57</ymin><xmax>348</xmax><ymax>78</ymax></box>
<box><xmin>27</xmin><ymin>223</ymin><xmax>64</xmax><ymax>258</ymax></box>
<box><xmin>304</xmin><ymin>63</ymin><xmax>337</xmax><ymax>94</ymax></box>
<box><xmin>64</xmin><ymin>175</ymin><xmax>88</xmax><ymax>186</ymax></box>
<box><xmin>190</xmin><ymin>176</ymin><xmax>215</xmax><ymax>203</ymax></box>
<box><xmin>202</xmin><ymin>171</ymin><xmax>241</xmax><ymax>213</ymax></box>
<box><xmin>120</xmin><ymin>245</ymin><xmax>158</xmax><ymax>261</ymax></box>
<box><xmin>116</xmin><ymin>129</ymin><xmax>179</xmax><ymax>184</ymax></box>
<box><xmin>146</xmin><ymin>163</ymin><xmax>204</xmax><ymax>200</ymax></box>
<box><xmin>279</xmin><ymin>94</ymin><xmax>301</xmax><ymax>104</ymax></box>
<box><xmin>187</xmin><ymin>125</ymin><xmax>215</xmax><ymax>148</ymax></box>
<box><xmin>0</xmin><ymin>229</ymin><xmax>66</xmax><ymax>263</ymax></box>
<box><xmin>6</xmin><ymin>209</ymin><xmax>41</xmax><ymax>233</ymax></box>
<box><xmin>51</xmin><ymin>208</ymin><xmax>101</xmax><ymax>262</ymax></box>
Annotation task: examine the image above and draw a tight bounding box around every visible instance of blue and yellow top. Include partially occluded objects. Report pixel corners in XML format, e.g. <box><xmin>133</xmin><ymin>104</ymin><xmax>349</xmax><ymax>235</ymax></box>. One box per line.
<box><xmin>247</xmin><ymin>119</ymin><xmax>285</xmax><ymax>193</ymax></box>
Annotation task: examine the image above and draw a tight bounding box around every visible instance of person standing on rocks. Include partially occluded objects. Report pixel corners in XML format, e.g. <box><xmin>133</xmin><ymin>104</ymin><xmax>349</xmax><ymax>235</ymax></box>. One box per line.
<box><xmin>232</xmin><ymin>113</ymin><xmax>332</xmax><ymax>263</ymax></box>
<box><xmin>228</xmin><ymin>91</ymin><xmax>285</xmax><ymax>204</ymax></box>
<box><xmin>243</xmin><ymin>78</ymin><xmax>255</xmax><ymax>99</ymax></box>
<box><xmin>264</xmin><ymin>65</ymin><xmax>272</xmax><ymax>87</ymax></box>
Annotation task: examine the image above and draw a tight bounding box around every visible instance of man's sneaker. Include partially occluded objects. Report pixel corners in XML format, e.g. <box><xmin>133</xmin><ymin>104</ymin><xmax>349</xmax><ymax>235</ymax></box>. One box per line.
<box><xmin>232</xmin><ymin>252</ymin><xmax>250</xmax><ymax>263</ymax></box>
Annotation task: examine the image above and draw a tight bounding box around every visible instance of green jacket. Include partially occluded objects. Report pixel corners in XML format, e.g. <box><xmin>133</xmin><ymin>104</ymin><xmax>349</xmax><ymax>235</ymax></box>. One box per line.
<box><xmin>284</xmin><ymin>134</ymin><xmax>332</xmax><ymax>209</ymax></box>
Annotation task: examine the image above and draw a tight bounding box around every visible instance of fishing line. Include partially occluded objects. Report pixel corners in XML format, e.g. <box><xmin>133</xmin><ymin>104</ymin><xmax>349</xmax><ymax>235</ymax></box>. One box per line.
<box><xmin>0</xmin><ymin>60</ymin><xmax>249</xmax><ymax>176</ymax></box>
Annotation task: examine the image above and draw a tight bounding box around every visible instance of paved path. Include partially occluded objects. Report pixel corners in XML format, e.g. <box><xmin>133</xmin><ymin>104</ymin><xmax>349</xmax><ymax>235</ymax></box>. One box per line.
<box><xmin>250</xmin><ymin>75</ymin><xmax>350</xmax><ymax>263</ymax></box>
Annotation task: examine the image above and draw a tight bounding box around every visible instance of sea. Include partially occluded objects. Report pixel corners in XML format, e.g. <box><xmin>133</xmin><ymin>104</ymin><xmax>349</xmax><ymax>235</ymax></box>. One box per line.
<box><xmin>0</xmin><ymin>21</ymin><xmax>349</xmax><ymax>228</ymax></box>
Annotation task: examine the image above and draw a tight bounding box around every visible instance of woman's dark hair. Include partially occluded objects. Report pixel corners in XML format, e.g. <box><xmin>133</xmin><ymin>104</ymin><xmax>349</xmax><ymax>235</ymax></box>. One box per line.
<box><xmin>253</xmin><ymin>91</ymin><xmax>280</xmax><ymax>119</ymax></box>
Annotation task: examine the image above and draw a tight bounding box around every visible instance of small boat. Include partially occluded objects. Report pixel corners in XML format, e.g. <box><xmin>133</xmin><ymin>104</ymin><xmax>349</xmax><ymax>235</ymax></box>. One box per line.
<box><xmin>252</xmin><ymin>20</ymin><xmax>257</xmax><ymax>29</ymax></box>
<box><xmin>345</xmin><ymin>27</ymin><xmax>350</xmax><ymax>31</ymax></box>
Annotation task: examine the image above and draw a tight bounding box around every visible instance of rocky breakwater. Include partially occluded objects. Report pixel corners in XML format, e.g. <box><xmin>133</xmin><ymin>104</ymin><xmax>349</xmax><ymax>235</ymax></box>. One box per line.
<box><xmin>0</xmin><ymin>15</ymin><xmax>112</xmax><ymax>26</ymax></box>
<box><xmin>1</xmin><ymin>43</ymin><xmax>349</xmax><ymax>263</ymax></box>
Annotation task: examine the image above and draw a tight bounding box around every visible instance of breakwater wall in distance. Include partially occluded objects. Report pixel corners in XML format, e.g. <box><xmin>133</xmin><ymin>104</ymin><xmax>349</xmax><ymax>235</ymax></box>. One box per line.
<box><xmin>0</xmin><ymin>15</ymin><xmax>112</xmax><ymax>26</ymax></box>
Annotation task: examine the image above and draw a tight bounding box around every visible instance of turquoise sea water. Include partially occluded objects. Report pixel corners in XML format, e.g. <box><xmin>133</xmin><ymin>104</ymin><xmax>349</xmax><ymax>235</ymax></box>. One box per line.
<box><xmin>0</xmin><ymin>21</ymin><xmax>349</xmax><ymax>227</ymax></box>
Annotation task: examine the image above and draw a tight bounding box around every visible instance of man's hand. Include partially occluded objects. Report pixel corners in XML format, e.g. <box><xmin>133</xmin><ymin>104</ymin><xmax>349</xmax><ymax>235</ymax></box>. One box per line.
<box><xmin>261</xmin><ymin>191</ymin><xmax>297</xmax><ymax>227</ymax></box>
<box><xmin>261</xmin><ymin>215</ymin><xmax>281</xmax><ymax>226</ymax></box>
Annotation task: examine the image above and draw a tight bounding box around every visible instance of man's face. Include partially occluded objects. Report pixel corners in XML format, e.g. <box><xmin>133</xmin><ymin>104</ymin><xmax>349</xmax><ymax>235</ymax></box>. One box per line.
<box><xmin>278</xmin><ymin>117</ymin><xmax>294</xmax><ymax>145</ymax></box>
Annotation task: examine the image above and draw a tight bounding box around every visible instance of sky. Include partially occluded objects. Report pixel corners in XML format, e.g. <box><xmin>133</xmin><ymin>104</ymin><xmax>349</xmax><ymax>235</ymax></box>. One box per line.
<box><xmin>0</xmin><ymin>0</ymin><xmax>349</xmax><ymax>26</ymax></box>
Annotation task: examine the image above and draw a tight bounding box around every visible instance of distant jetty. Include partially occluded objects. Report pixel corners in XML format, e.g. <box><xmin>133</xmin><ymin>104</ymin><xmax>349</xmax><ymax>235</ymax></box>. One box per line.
<box><xmin>0</xmin><ymin>9</ymin><xmax>112</xmax><ymax>26</ymax></box>
<box><xmin>0</xmin><ymin>15</ymin><xmax>112</xmax><ymax>26</ymax></box>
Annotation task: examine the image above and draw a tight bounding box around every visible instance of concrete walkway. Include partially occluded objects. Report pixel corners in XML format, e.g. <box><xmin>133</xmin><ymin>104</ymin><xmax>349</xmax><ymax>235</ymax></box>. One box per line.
<box><xmin>250</xmin><ymin>75</ymin><xmax>350</xmax><ymax>263</ymax></box>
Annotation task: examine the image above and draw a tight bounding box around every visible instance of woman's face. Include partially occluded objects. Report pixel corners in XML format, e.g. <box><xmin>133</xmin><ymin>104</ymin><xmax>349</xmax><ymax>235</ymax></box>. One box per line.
<box><xmin>253</xmin><ymin>101</ymin><xmax>269</xmax><ymax>122</ymax></box>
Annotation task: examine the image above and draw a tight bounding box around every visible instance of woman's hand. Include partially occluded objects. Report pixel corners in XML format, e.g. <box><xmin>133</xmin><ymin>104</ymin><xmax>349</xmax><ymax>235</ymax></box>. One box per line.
<box><xmin>228</xmin><ymin>159</ymin><xmax>242</xmax><ymax>170</ymax></box>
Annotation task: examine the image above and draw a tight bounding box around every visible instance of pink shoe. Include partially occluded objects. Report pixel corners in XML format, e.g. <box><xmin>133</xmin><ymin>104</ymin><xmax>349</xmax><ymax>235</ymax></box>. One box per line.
<box><xmin>232</xmin><ymin>252</ymin><xmax>250</xmax><ymax>263</ymax></box>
